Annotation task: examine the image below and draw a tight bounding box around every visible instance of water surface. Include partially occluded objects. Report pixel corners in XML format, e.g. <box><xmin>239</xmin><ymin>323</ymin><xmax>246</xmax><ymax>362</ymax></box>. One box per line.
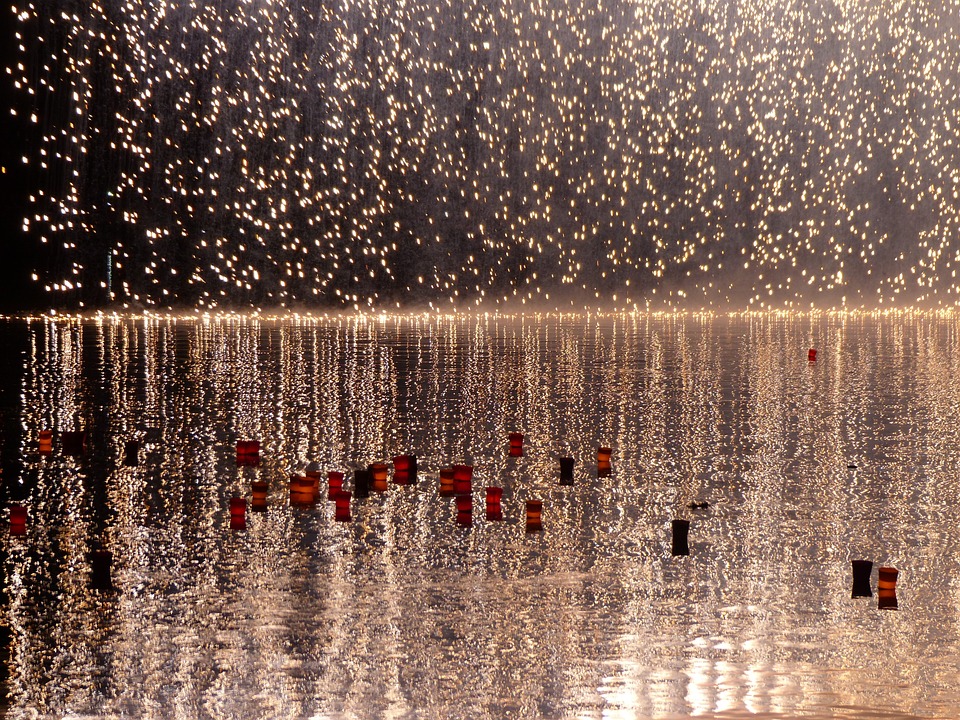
<box><xmin>1</xmin><ymin>312</ymin><xmax>958</xmax><ymax>719</ymax></box>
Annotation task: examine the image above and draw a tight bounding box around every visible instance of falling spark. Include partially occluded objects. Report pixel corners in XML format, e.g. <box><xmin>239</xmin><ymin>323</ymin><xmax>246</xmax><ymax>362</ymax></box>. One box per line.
<box><xmin>8</xmin><ymin>0</ymin><xmax>960</xmax><ymax>310</ymax></box>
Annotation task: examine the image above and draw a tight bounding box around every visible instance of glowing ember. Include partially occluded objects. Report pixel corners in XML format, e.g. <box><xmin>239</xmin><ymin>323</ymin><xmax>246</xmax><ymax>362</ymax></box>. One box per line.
<box><xmin>8</xmin><ymin>1</ymin><xmax>960</xmax><ymax>310</ymax></box>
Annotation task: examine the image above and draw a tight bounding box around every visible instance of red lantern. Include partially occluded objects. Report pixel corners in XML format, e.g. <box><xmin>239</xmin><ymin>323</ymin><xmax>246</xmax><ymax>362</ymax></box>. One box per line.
<box><xmin>236</xmin><ymin>440</ymin><xmax>260</xmax><ymax>466</ymax></box>
<box><xmin>525</xmin><ymin>499</ymin><xmax>543</xmax><ymax>532</ymax></box>
<box><xmin>334</xmin><ymin>490</ymin><xmax>352</xmax><ymax>521</ymax></box>
<box><xmin>438</xmin><ymin>467</ymin><xmax>455</xmax><ymax>497</ymax></box>
<box><xmin>453</xmin><ymin>464</ymin><xmax>473</xmax><ymax>496</ymax></box>
<box><xmin>251</xmin><ymin>481</ymin><xmax>269</xmax><ymax>512</ymax></box>
<box><xmin>455</xmin><ymin>495</ymin><xmax>473</xmax><ymax>526</ymax></box>
<box><xmin>38</xmin><ymin>430</ymin><xmax>53</xmax><ymax>456</ymax></box>
<box><xmin>508</xmin><ymin>433</ymin><xmax>524</xmax><ymax>457</ymax></box>
<box><xmin>229</xmin><ymin>497</ymin><xmax>247</xmax><ymax>530</ymax></box>
<box><xmin>328</xmin><ymin>471</ymin><xmax>344</xmax><ymax>500</ymax></box>
<box><xmin>9</xmin><ymin>505</ymin><xmax>26</xmax><ymax>536</ymax></box>
<box><xmin>808</xmin><ymin>348</ymin><xmax>817</xmax><ymax>362</ymax></box>
<box><xmin>485</xmin><ymin>486</ymin><xmax>503</xmax><ymax>521</ymax></box>
<box><xmin>392</xmin><ymin>455</ymin><xmax>417</xmax><ymax>485</ymax></box>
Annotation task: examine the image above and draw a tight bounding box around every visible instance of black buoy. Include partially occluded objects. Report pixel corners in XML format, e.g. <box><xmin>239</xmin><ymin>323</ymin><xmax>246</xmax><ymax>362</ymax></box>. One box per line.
<box><xmin>90</xmin><ymin>550</ymin><xmax>115</xmax><ymax>591</ymax></box>
<box><xmin>671</xmin><ymin>519</ymin><xmax>690</xmax><ymax>556</ymax></box>
<box><xmin>559</xmin><ymin>457</ymin><xmax>574</xmax><ymax>485</ymax></box>
<box><xmin>354</xmin><ymin>469</ymin><xmax>371</xmax><ymax>499</ymax></box>
<box><xmin>851</xmin><ymin>559</ymin><xmax>873</xmax><ymax>598</ymax></box>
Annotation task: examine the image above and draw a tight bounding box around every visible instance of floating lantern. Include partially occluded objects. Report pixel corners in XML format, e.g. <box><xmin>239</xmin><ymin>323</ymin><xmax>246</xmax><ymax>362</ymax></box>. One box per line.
<box><xmin>334</xmin><ymin>490</ymin><xmax>352</xmax><ymax>521</ymax></box>
<box><xmin>597</xmin><ymin>447</ymin><xmax>612</xmax><ymax>477</ymax></box>
<box><xmin>38</xmin><ymin>430</ymin><xmax>53</xmax><ymax>455</ymax></box>
<box><xmin>438</xmin><ymin>467</ymin><xmax>455</xmax><ymax>497</ymax></box>
<box><xmin>123</xmin><ymin>440</ymin><xmax>140</xmax><ymax>467</ymax></box>
<box><xmin>392</xmin><ymin>455</ymin><xmax>417</xmax><ymax>485</ymax></box>
<box><xmin>289</xmin><ymin>475</ymin><xmax>316</xmax><ymax>506</ymax></box>
<box><xmin>90</xmin><ymin>550</ymin><xmax>115</xmax><ymax>591</ymax></box>
<box><xmin>485</xmin><ymin>486</ymin><xmax>503</xmax><ymax>521</ymax></box>
<box><xmin>559</xmin><ymin>457</ymin><xmax>574</xmax><ymax>485</ymax></box>
<box><xmin>453</xmin><ymin>464</ymin><xmax>473</xmax><ymax>496</ymax></box>
<box><xmin>229</xmin><ymin>497</ymin><xmax>247</xmax><ymax>530</ymax></box>
<box><xmin>63</xmin><ymin>431</ymin><xmax>86</xmax><ymax>457</ymax></box>
<box><xmin>509</xmin><ymin>433</ymin><xmax>524</xmax><ymax>457</ymax></box>
<box><xmin>305</xmin><ymin>463</ymin><xmax>323</xmax><ymax>499</ymax></box>
<box><xmin>877</xmin><ymin>566</ymin><xmax>899</xmax><ymax>610</ymax></box>
<box><xmin>251</xmin><ymin>481</ymin><xmax>269</xmax><ymax>512</ymax></box>
<box><xmin>455</xmin><ymin>495</ymin><xmax>473</xmax><ymax>526</ymax></box>
<box><xmin>9</xmin><ymin>505</ymin><xmax>26</xmax><ymax>536</ymax></box>
<box><xmin>851</xmin><ymin>560</ymin><xmax>873</xmax><ymax>598</ymax></box>
<box><xmin>236</xmin><ymin>440</ymin><xmax>260</xmax><ymax>466</ymax></box>
<box><xmin>370</xmin><ymin>463</ymin><xmax>389</xmax><ymax>492</ymax></box>
<box><xmin>525</xmin><ymin>500</ymin><xmax>543</xmax><ymax>532</ymax></box>
<box><xmin>671</xmin><ymin>519</ymin><xmax>690</xmax><ymax>556</ymax></box>
<box><xmin>808</xmin><ymin>348</ymin><xmax>817</xmax><ymax>362</ymax></box>
<box><xmin>354</xmin><ymin>469</ymin><xmax>371</xmax><ymax>499</ymax></box>
<box><xmin>328</xmin><ymin>471</ymin><xmax>344</xmax><ymax>500</ymax></box>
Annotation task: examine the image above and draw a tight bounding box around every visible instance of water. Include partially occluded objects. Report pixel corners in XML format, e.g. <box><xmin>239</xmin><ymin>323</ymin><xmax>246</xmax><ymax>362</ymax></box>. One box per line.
<box><xmin>12</xmin><ymin>2</ymin><xmax>960</xmax><ymax>309</ymax></box>
<box><xmin>1</xmin><ymin>312</ymin><xmax>959</xmax><ymax>719</ymax></box>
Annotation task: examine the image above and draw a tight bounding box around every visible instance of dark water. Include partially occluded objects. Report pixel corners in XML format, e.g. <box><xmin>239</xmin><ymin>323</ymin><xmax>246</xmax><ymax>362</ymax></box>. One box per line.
<box><xmin>1</xmin><ymin>312</ymin><xmax>958</xmax><ymax>719</ymax></box>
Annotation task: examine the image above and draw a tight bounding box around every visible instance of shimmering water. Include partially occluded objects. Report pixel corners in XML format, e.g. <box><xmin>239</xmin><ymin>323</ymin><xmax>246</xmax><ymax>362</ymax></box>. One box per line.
<box><xmin>1</xmin><ymin>312</ymin><xmax>959</xmax><ymax>719</ymax></box>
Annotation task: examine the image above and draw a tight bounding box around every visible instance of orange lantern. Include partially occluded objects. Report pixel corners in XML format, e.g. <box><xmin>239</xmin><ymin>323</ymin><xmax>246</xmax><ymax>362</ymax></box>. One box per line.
<box><xmin>236</xmin><ymin>440</ymin><xmax>260</xmax><ymax>467</ymax></box>
<box><xmin>305</xmin><ymin>462</ymin><xmax>323</xmax><ymax>498</ymax></box>
<box><xmin>63</xmin><ymin>431</ymin><xmax>86</xmax><ymax>457</ymax></box>
<box><xmin>38</xmin><ymin>430</ymin><xmax>53</xmax><ymax>456</ymax></box>
<box><xmin>9</xmin><ymin>505</ymin><xmax>26</xmax><ymax>536</ymax></box>
<box><xmin>334</xmin><ymin>490</ymin><xmax>352</xmax><ymax>521</ymax></box>
<box><xmin>370</xmin><ymin>463</ymin><xmax>389</xmax><ymax>492</ymax></box>
<box><xmin>485</xmin><ymin>486</ymin><xmax>503</xmax><ymax>521</ymax></box>
<box><xmin>877</xmin><ymin>566</ymin><xmax>898</xmax><ymax>610</ymax></box>
<box><xmin>328</xmin><ymin>471</ymin><xmax>344</xmax><ymax>500</ymax></box>
<box><xmin>508</xmin><ymin>433</ymin><xmax>524</xmax><ymax>457</ymax></box>
<box><xmin>455</xmin><ymin>495</ymin><xmax>473</xmax><ymax>526</ymax></box>
<box><xmin>525</xmin><ymin>500</ymin><xmax>543</xmax><ymax>532</ymax></box>
<box><xmin>597</xmin><ymin>447</ymin><xmax>612</xmax><ymax>477</ymax></box>
<box><xmin>453</xmin><ymin>464</ymin><xmax>473</xmax><ymax>496</ymax></box>
<box><xmin>438</xmin><ymin>467</ymin><xmax>455</xmax><ymax>497</ymax></box>
<box><xmin>251</xmin><ymin>481</ymin><xmax>269</xmax><ymax>512</ymax></box>
<box><xmin>229</xmin><ymin>497</ymin><xmax>247</xmax><ymax>530</ymax></box>
<box><xmin>289</xmin><ymin>474</ymin><xmax>316</xmax><ymax>506</ymax></box>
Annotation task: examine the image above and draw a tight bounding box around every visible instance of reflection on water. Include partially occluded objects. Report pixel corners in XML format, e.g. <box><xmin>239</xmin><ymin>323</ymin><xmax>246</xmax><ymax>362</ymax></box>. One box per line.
<box><xmin>1</xmin><ymin>313</ymin><xmax>959</xmax><ymax>719</ymax></box>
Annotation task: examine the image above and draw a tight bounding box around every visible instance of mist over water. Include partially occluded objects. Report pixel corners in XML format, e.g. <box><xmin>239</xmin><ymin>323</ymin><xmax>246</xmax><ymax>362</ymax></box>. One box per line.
<box><xmin>10</xmin><ymin>0</ymin><xmax>960</xmax><ymax>309</ymax></box>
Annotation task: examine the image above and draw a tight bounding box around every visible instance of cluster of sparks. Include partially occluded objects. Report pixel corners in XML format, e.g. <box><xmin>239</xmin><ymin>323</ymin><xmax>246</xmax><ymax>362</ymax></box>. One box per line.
<box><xmin>8</xmin><ymin>0</ymin><xmax>960</xmax><ymax>309</ymax></box>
